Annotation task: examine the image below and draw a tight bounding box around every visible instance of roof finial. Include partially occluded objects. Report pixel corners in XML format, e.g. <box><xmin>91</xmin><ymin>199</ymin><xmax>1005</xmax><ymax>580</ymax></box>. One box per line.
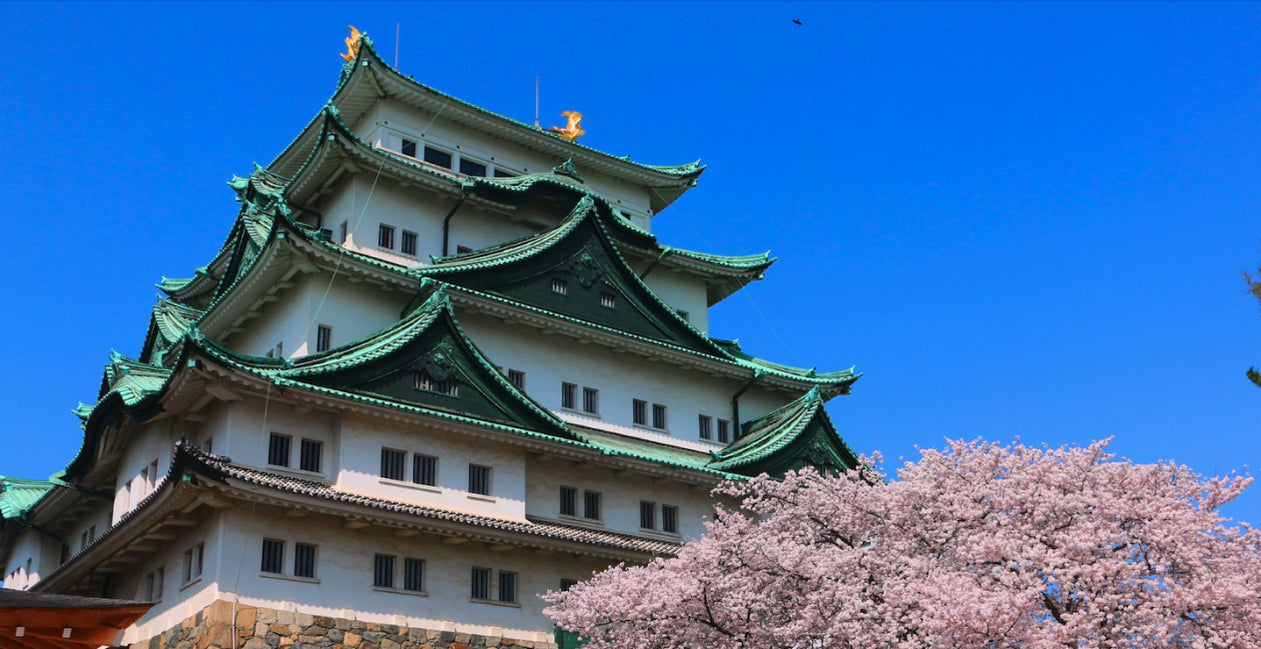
<box><xmin>550</xmin><ymin>111</ymin><xmax>585</xmax><ymax>142</ymax></box>
<box><xmin>341</xmin><ymin>25</ymin><xmax>362</xmax><ymax>63</ymax></box>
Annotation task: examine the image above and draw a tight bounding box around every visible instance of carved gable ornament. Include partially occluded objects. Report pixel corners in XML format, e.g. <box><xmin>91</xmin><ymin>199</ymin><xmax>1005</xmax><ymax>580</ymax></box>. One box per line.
<box><xmin>567</xmin><ymin>251</ymin><xmax>603</xmax><ymax>289</ymax></box>
<box><xmin>416</xmin><ymin>343</ymin><xmax>459</xmax><ymax>381</ymax></box>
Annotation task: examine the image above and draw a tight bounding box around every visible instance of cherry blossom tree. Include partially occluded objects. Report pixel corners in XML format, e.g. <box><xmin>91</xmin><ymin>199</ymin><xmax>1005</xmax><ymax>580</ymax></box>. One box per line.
<box><xmin>545</xmin><ymin>440</ymin><xmax>1261</xmax><ymax>649</ymax></box>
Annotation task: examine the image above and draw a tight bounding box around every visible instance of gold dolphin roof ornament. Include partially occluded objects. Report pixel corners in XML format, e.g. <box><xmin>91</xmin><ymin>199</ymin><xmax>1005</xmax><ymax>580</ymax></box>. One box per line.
<box><xmin>550</xmin><ymin>111</ymin><xmax>585</xmax><ymax>142</ymax></box>
<box><xmin>340</xmin><ymin>25</ymin><xmax>362</xmax><ymax>63</ymax></box>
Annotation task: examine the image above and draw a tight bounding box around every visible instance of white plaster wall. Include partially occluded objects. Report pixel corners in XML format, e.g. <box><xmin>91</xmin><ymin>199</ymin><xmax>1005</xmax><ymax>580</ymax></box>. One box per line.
<box><xmin>228</xmin><ymin>272</ymin><xmax>408</xmax><ymax>359</ymax></box>
<box><xmin>1</xmin><ymin>530</ymin><xmax>55</xmax><ymax>589</ymax></box>
<box><xmin>336</xmin><ymin>413</ymin><xmax>526</xmax><ymax>520</ymax></box>
<box><xmin>112</xmin><ymin>418</ymin><xmax>185</xmax><ymax>523</ymax></box>
<box><xmin>211</xmin><ymin>504</ymin><xmax>614</xmax><ymax>641</ymax></box>
<box><xmin>118</xmin><ymin>510</ymin><xmax>224</xmax><ymax>645</ymax></box>
<box><xmin>641</xmin><ymin>269</ymin><xmax>711</xmax><ymax>334</ymax></box>
<box><xmin>524</xmin><ymin>457</ymin><xmax>713</xmax><ymax>541</ymax></box>
<box><xmin>214</xmin><ymin>398</ymin><xmax>341</xmax><ymax>479</ymax></box>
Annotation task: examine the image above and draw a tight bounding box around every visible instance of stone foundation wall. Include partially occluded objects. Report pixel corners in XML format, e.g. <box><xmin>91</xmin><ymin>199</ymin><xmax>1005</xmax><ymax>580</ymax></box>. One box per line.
<box><xmin>129</xmin><ymin>602</ymin><xmax>556</xmax><ymax>649</ymax></box>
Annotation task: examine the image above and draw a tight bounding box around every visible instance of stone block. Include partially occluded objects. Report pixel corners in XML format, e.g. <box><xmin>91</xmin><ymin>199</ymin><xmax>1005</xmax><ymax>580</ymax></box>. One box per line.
<box><xmin>382</xmin><ymin>625</ymin><xmax>399</xmax><ymax>635</ymax></box>
<box><xmin>314</xmin><ymin>616</ymin><xmax>335</xmax><ymax>628</ymax></box>
<box><xmin>328</xmin><ymin>629</ymin><xmax>345</xmax><ymax>643</ymax></box>
<box><xmin>256</xmin><ymin>622</ymin><xmax>270</xmax><ymax>637</ymax></box>
<box><xmin>280</xmin><ymin>637</ymin><xmax>295</xmax><ymax>647</ymax></box>
<box><xmin>297</xmin><ymin>613</ymin><xmax>315</xmax><ymax>628</ymax></box>
<box><xmin>243</xmin><ymin>638</ymin><xmax>271</xmax><ymax>649</ymax></box>
<box><xmin>303</xmin><ymin>626</ymin><xmax>329</xmax><ymax>636</ymax></box>
<box><xmin>438</xmin><ymin>632</ymin><xmax>455</xmax><ymax>645</ymax></box>
<box><xmin>277</xmin><ymin>611</ymin><xmax>297</xmax><ymax>626</ymax></box>
<box><xmin>454</xmin><ymin>634</ymin><xmax>471</xmax><ymax>644</ymax></box>
<box><xmin>363</xmin><ymin>632</ymin><xmax>385</xmax><ymax>643</ymax></box>
<box><xmin>271</xmin><ymin>624</ymin><xmax>294</xmax><ymax>635</ymax></box>
<box><xmin>265</xmin><ymin>631</ymin><xmax>281</xmax><ymax>646</ymax></box>
<box><xmin>470</xmin><ymin>636</ymin><xmax>487</xmax><ymax>646</ymax></box>
<box><xmin>236</xmin><ymin>606</ymin><xmax>259</xmax><ymax>631</ymax></box>
<box><xmin>258</xmin><ymin>609</ymin><xmax>278</xmax><ymax>624</ymax></box>
<box><xmin>344</xmin><ymin>632</ymin><xmax>362</xmax><ymax>647</ymax></box>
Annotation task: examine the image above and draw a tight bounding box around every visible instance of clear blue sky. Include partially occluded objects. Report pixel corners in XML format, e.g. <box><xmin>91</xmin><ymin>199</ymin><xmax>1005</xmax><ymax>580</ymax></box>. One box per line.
<box><xmin>2</xmin><ymin>2</ymin><xmax>1258</xmax><ymax>523</ymax></box>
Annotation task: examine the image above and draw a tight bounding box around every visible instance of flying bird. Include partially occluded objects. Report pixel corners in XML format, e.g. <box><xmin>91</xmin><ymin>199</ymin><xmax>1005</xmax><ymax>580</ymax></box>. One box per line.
<box><xmin>793</xmin><ymin>19</ymin><xmax>802</xmax><ymax>25</ymax></box>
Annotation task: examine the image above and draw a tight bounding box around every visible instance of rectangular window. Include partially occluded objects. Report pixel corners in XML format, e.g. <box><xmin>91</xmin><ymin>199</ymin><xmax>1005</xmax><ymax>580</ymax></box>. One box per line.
<box><xmin>633</xmin><ymin>399</ymin><xmax>647</xmax><ymax>425</ymax></box>
<box><xmin>699</xmin><ymin>415</ymin><xmax>713</xmax><ymax>440</ymax></box>
<box><xmin>338</xmin><ymin>221</ymin><xmax>348</xmax><ymax>244</ymax></box>
<box><xmin>600</xmin><ymin>292</ymin><xmax>616</xmax><ymax>308</ymax></box>
<box><xmin>551</xmin><ymin>278</ymin><xmax>569</xmax><ymax>295</ymax></box>
<box><xmin>559</xmin><ymin>486</ymin><xmax>577</xmax><ymax>516</ymax></box>
<box><xmin>268</xmin><ymin>433</ymin><xmax>291</xmax><ymax>467</ymax></box>
<box><xmin>493</xmin><ymin>168</ymin><xmax>516</xmax><ymax>178</ymax></box>
<box><xmin>183</xmin><ymin>543</ymin><xmax>204</xmax><ymax>584</ymax></box>
<box><xmin>561</xmin><ymin>382</ymin><xmax>577</xmax><ymax>409</ymax></box>
<box><xmin>374</xmin><ymin>554</ymin><xmax>395</xmax><ymax>588</ymax></box>
<box><xmin>412</xmin><ymin>454</ymin><xmax>438</xmax><ymax>486</ymax></box>
<box><xmin>471</xmin><ymin>566</ymin><xmax>491</xmax><ymax>600</ymax></box>
<box><xmin>717</xmin><ymin>419</ymin><xmax>731</xmax><ymax>444</ymax></box>
<box><xmin>508</xmin><ymin>369</ymin><xmax>525</xmax><ymax>389</ymax></box>
<box><xmin>316</xmin><ymin>325</ymin><xmax>332</xmax><ymax>352</ymax></box>
<box><xmin>401</xmin><ymin>139</ymin><xmax>417</xmax><ymax>157</ymax></box>
<box><xmin>583</xmin><ymin>491</ymin><xmax>601</xmax><ymax>520</ymax></box>
<box><xmin>401</xmin><ymin>230</ymin><xmax>418</xmax><ymax>256</ymax></box>
<box><xmin>381</xmin><ymin>448</ymin><xmax>406</xmax><ymax>481</ymax></box>
<box><xmin>378</xmin><ymin>224</ymin><xmax>395</xmax><ymax>249</ymax></box>
<box><xmin>299</xmin><ymin>439</ymin><xmax>322</xmax><ymax>473</ymax></box>
<box><xmin>640</xmin><ymin>501</ymin><xmax>656</xmax><ymax>529</ymax></box>
<box><xmin>460</xmin><ymin>158</ymin><xmax>487</xmax><ymax>177</ymax></box>
<box><xmin>498</xmin><ymin>570</ymin><xmax>518</xmax><ymax>603</ymax></box>
<box><xmin>582</xmin><ymin>387</ymin><xmax>599</xmax><ymax>414</ymax></box>
<box><xmin>145</xmin><ymin>567</ymin><xmax>164</xmax><ymax>601</ymax></box>
<box><xmin>652</xmin><ymin>404</ymin><xmax>668</xmax><ymax>430</ymax></box>
<box><xmin>469</xmin><ymin>464</ymin><xmax>492</xmax><ymax>496</ymax></box>
<box><xmin>294</xmin><ymin>543</ymin><xmax>317</xmax><ymax>578</ymax></box>
<box><xmin>424</xmin><ymin>146</ymin><xmax>453</xmax><ymax>169</ymax></box>
<box><xmin>663</xmin><ymin>505</ymin><xmax>679</xmax><ymax>533</ymax></box>
<box><xmin>414</xmin><ymin>371</ymin><xmax>458</xmax><ymax>396</ymax></box>
<box><xmin>403</xmin><ymin>558</ymin><xmax>424</xmax><ymax>591</ymax></box>
<box><xmin>261</xmin><ymin>538</ymin><xmax>285</xmax><ymax>574</ymax></box>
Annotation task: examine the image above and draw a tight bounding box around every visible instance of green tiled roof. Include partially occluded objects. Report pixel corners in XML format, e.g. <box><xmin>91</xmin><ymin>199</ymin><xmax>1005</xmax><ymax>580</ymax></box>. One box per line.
<box><xmin>0</xmin><ymin>476</ymin><xmax>54</xmax><ymax>520</ymax></box>
<box><xmin>571</xmin><ymin>426</ymin><xmax>741</xmax><ymax>480</ymax></box>
<box><xmin>709</xmin><ymin>388</ymin><xmax>861</xmax><ymax>476</ymax></box>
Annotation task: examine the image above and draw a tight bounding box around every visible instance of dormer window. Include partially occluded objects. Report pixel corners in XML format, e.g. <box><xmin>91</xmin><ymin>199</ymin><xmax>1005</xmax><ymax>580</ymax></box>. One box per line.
<box><xmin>600</xmin><ymin>292</ymin><xmax>617</xmax><ymax>308</ymax></box>
<box><xmin>459</xmin><ymin>159</ymin><xmax>487</xmax><ymax>177</ymax></box>
<box><xmin>401</xmin><ymin>139</ymin><xmax>417</xmax><ymax>157</ymax></box>
<box><xmin>424</xmin><ymin>146</ymin><xmax>452</xmax><ymax>169</ymax></box>
<box><xmin>552</xmin><ymin>278</ymin><xmax>569</xmax><ymax>295</ymax></box>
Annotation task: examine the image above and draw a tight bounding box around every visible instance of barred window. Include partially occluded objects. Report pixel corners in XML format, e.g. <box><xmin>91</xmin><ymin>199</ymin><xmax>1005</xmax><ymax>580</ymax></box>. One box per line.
<box><xmin>632</xmin><ymin>399</ymin><xmax>647</xmax><ymax>425</ymax></box>
<box><xmin>268</xmin><ymin>433</ymin><xmax>291</xmax><ymax>467</ymax></box>
<box><xmin>717</xmin><ymin>419</ymin><xmax>731</xmax><ymax>444</ymax></box>
<box><xmin>299</xmin><ymin>438</ymin><xmax>322</xmax><ymax>473</ymax></box>
<box><xmin>412</xmin><ymin>454</ymin><xmax>438</xmax><ymax>486</ymax></box>
<box><xmin>600</xmin><ymin>292</ymin><xmax>616</xmax><ymax>308</ymax></box>
<box><xmin>403</xmin><ymin>558</ymin><xmax>425</xmax><ymax>592</ymax></box>
<box><xmin>583</xmin><ymin>491</ymin><xmax>601</xmax><ymax>520</ymax></box>
<box><xmin>294</xmin><ymin>543</ymin><xmax>317</xmax><ymax>578</ymax></box>
<box><xmin>551</xmin><ymin>278</ymin><xmax>569</xmax><ymax>295</ymax></box>
<box><xmin>316</xmin><ymin>325</ymin><xmax>332</xmax><ymax>352</ymax></box>
<box><xmin>699</xmin><ymin>415</ymin><xmax>713</xmax><ymax>440</ymax></box>
<box><xmin>508</xmin><ymin>369</ymin><xmax>525</xmax><ymax>389</ymax></box>
<box><xmin>414</xmin><ymin>371</ymin><xmax>458</xmax><ymax>396</ymax></box>
<box><xmin>469</xmin><ymin>464</ymin><xmax>492</xmax><ymax>496</ymax></box>
<box><xmin>379</xmin><ymin>224</ymin><xmax>395</xmax><ymax>249</ymax></box>
<box><xmin>381</xmin><ymin>448</ymin><xmax>406</xmax><ymax>481</ymax></box>
<box><xmin>559</xmin><ymin>486</ymin><xmax>577</xmax><ymax>516</ymax></box>
<box><xmin>582</xmin><ymin>387</ymin><xmax>599</xmax><ymax>414</ymax></box>
<box><xmin>640</xmin><ymin>501</ymin><xmax>656</xmax><ymax>529</ymax></box>
<box><xmin>374</xmin><ymin>554</ymin><xmax>395</xmax><ymax>588</ymax></box>
<box><xmin>652</xmin><ymin>404</ymin><xmax>668</xmax><ymax>430</ymax></box>
<box><xmin>561</xmin><ymin>382</ymin><xmax>576</xmax><ymax>409</ymax></box>
<box><xmin>663</xmin><ymin>505</ymin><xmax>679</xmax><ymax>534</ymax></box>
<box><xmin>498</xmin><ymin>570</ymin><xmax>518</xmax><ymax>603</ymax></box>
<box><xmin>471</xmin><ymin>566</ymin><xmax>491</xmax><ymax>599</ymax></box>
<box><xmin>261</xmin><ymin>538</ymin><xmax>284</xmax><ymax>574</ymax></box>
<box><xmin>401</xmin><ymin>230</ymin><xmax>418</xmax><ymax>256</ymax></box>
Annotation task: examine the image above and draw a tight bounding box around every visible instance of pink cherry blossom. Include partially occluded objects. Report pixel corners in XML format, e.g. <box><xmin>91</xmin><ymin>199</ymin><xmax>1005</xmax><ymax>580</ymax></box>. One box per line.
<box><xmin>545</xmin><ymin>439</ymin><xmax>1261</xmax><ymax>649</ymax></box>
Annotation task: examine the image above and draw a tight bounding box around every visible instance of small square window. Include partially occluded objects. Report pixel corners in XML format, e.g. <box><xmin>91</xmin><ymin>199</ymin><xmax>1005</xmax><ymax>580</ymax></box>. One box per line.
<box><xmin>381</xmin><ymin>448</ymin><xmax>406</xmax><ymax>481</ymax></box>
<box><xmin>632</xmin><ymin>399</ymin><xmax>647</xmax><ymax>426</ymax></box>
<box><xmin>424</xmin><ymin>146</ymin><xmax>453</xmax><ymax>169</ymax></box>
<box><xmin>183</xmin><ymin>543</ymin><xmax>204</xmax><ymax>584</ymax></box>
<box><xmin>414</xmin><ymin>371</ymin><xmax>459</xmax><ymax>396</ymax></box>
<box><xmin>261</xmin><ymin>538</ymin><xmax>285</xmax><ymax>574</ymax></box>
<box><xmin>583</xmin><ymin>491</ymin><xmax>601</xmax><ymax>520</ymax></box>
<box><xmin>412</xmin><ymin>454</ymin><xmax>438</xmax><ymax>486</ymax></box>
<box><xmin>460</xmin><ymin>158</ymin><xmax>487</xmax><ymax>177</ymax></box>
<box><xmin>498</xmin><ymin>570</ymin><xmax>518</xmax><ymax>603</ymax></box>
<box><xmin>294</xmin><ymin>542</ymin><xmax>317</xmax><ymax>578</ymax></box>
<box><xmin>401</xmin><ymin>230</ymin><xmax>418</xmax><ymax>256</ymax></box>
<box><xmin>378</xmin><ymin>224</ymin><xmax>395</xmax><ymax>249</ymax></box>
<box><xmin>507</xmin><ymin>369</ymin><xmax>525</xmax><ymax>389</ymax></box>
<box><xmin>582</xmin><ymin>387</ymin><xmax>599</xmax><ymax>414</ymax></box>
<box><xmin>316</xmin><ymin>325</ymin><xmax>332</xmax><ymax>353</ymax></box>
<box><xmin>600</xmin><ymin>292</ymin><xmax>616</xmax><ymax>308</ymax></box>
<box><xmin>403</xmin><ymin>558</ymin><xmax>424</xmax><ymax>591</ymax></box>
<box><xmin>551</xmin><ymin>278</ymin><xmax>569</xmax><ymax>295</ymax></box>
<box><xmin>268</xmin><ymin>433</ymin><xmax>291</xmax><ymax>467</ymax></box>
<box><xmin>374</xmin><ymin>554</ymin><xmax>395</xmax><ymax>588</ymax></box>
<box><xmin>469</xmin><ymin>464</ymin><xmax>492</xmax><ymax>496</ymax></box>
<box><xmin>471</xmin><ymin>566</ymin><xmax>491</xmax><ymax>600</ymax></box>
<box><xmin>640</xmin><ymin>501</ymin><xmax>656</xmax><ymax>530</ymax></box>
<box><xmin>717</xmin><ymin>419</ymin><xmax>731</xmax><ymax>444</ymax></box>
<box><xmin>652</xmin><ymin>404</ymin><xmax>668</xmax><ymax>430</ymax></box>
<box><xmin>662</xmin><ymin>505</ymin><xmax>679</xmax><ymax>534</ymax></box>
<box><xmin>559</xmin><ymin>486</ymin><xmax>577</xmax><ymax>516</ymax></box>
<box><xmin>699</xmin><ymin>415</ymin><xmax>712</xmax><ymax>440</ymax></box>
<box><xmin>561</xmin><ymin>382</ymin><xmax>577</xmax><ymax>409</ymax></box>
<box><xmin>401</xmin><ymin>139</ymin><xmax>417</xmax><ymax>157</ymax></box>
<box><xmin>299</xmin><ymin>439</ymin><xmax>322</xmax><ymax>473</ymax></box>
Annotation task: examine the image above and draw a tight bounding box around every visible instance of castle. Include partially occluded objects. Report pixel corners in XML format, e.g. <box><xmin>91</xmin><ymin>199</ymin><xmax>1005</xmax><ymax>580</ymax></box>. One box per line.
<box><xmin>1</xmin><ymin>31</ymin><xmax>860</xmax><ymax>649</ymax></box>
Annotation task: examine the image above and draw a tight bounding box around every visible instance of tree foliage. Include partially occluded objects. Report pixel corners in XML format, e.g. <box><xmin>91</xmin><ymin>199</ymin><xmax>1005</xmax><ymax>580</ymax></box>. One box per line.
<box><xmin>546</xmin><ymin>440</ymin><xmax>1260</xmax><ymax>649</ymax></box>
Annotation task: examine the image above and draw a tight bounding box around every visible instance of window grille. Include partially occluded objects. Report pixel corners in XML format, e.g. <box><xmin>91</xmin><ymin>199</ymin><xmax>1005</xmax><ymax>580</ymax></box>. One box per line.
<box><xmin>583</xmin><ymin>491</ymin><xmax>601</xmax><ymax>520</ymax></box>
<box><xmin>403</xmin><ymin>558</ymin><xmax>424</xmax><ymax>591</ymax></box>
<box><xmin>316</xmin><ymin>325</ymin><xmax>332</xmax><ymax>352</ymax></box>
<box><xmin>699</xmin><ymin>415</ymin><xmax>713</xmax><ymax>440</ymax></box>
<box><xmin>261</xmin><ymin>539</ymin><xmax>285</xmax><ymax>574</ymax></box>
<box><xmin>471</xmin><ymin>567</ymin><xmax>491</xmax><ymax>599</ymax></box>
<box><xmin>374</xmin><ymin>554</ymin><xmax>395</xmax><ymax>588</ymax></box>
<box><xmin>561</xmin><ymin>383</ymin><xmax>576</xmax><ymax>409</ymax></box>
<box><xmin>469</xmin><ymin>465</ymin><xmax>492</xmax><ymax>496</ymax></box>
<box><xmin>381</xmin><ymin>448</ymin><xmax>406</xmax><ymax>481</ymax></box>
<box><xmin>412</xmin><ymin>454</ymin><xmax>438</xmax><ymax>486</ymax></box>
<box><xmin>640</xmin><ymin>501</ymin><xmax>656</xmax><ymax>529</ymax></box>
<box><xmin>268</xmin><ymin>433</ymin><xmax>291</xmax><ymax>467</ymax></box>
<box><xmin>663</xmin><ymin>505</ymin><xmax>679</xmax><ymax>534</ymax></box>
<box><xmin>559</xmin><ymin>486</ymin><xmax>577</xmax><ymax>516</ymax></box>
<box><xmin>498</xmin><ymin>570</ymin><xmax>518</xmax><ymax>603</ymax></box>
<box><xmin>551</xmin><ymin>278</ymin><xmax>569</xmax><ymax>295</ymax></box>
<box><xmin>633</xmin><ymin>399</ymin><xmax>647</xmax><ymax>425</ymax></box>
<box><xmin>299</xmin><ymin>439</ymin><xmax>322</xmax><ymax>472</ymax></box>
<box><xmin>294</xmin><ymin>543</ymin><xmax>316</xmax><ymax>578</ymax></box>
<box><xmin>582</xmin><ymin>387</ymin><xmax>599</xmax><ymax>414</ymax></box>
<box><xmin>652</xmin><ymin>404</ymin><xmax>668</xmax><ymax>430</ymax></box>
<box><xmin>401</xmin><ymin>231</ymin><xmax>418</xmax><ymax>256</ymax></box>
<box><xmin>378</xmin><ymin>224</ymin><xmax>395</xmax><ymax>249</ymax></box>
